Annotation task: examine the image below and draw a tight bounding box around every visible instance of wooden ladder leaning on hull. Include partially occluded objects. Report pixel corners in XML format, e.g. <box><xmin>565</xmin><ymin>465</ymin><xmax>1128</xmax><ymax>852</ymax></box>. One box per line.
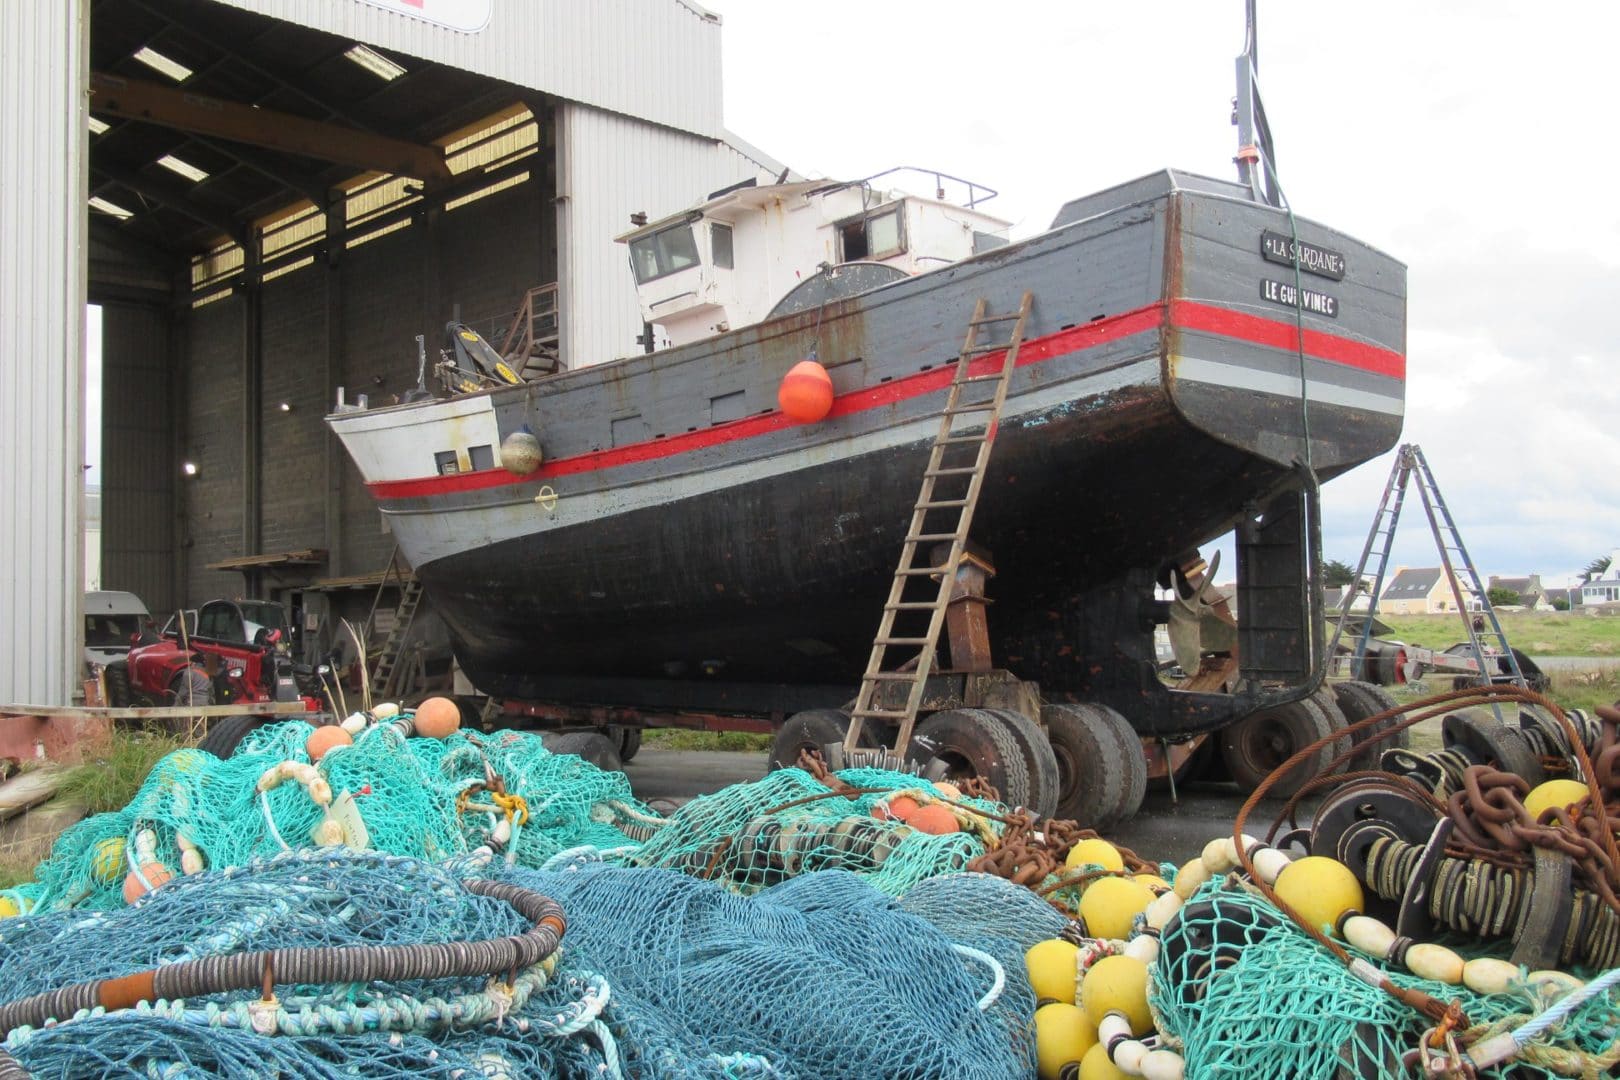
<box><xmin>842</xmin><ymin>290</ymin><xmax>1035</xmax><ymax>766</ymax></box>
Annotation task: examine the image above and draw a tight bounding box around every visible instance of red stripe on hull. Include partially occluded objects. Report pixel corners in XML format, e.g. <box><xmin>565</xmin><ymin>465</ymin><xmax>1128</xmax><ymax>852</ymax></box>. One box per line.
<box><xmin>1169</xmin><ymin>299</ymin><xmax>1405</xmax><ymax>379</ymax></box>
<box><xmin>366</xmin><ymin>300</ymin><xmax>1403</xmax><ymax>501</ymax></box>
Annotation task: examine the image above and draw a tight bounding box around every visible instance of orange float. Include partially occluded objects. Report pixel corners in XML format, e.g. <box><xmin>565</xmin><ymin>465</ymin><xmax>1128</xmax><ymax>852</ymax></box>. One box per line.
<box><xmin>777</xmin><ymin>360</ymin><xmax>834</xmax><ymax>422</ymax></box>
<box><xmin>874</xmin><ymin>794</ymin><xmax>920</xmax><ymax>822</ymax></box>
<box><xmin>908</xmin><ymin>803</ymin><xmax>961</xmax><ymax>835</ymax></box>
<box><xmin>412</xmin><ymin>697</ymin><xmax>463</xmax><ymax>739</ymax></box>
<box><xmin>123</xmin><ymin>862</ymin><xmax>174</xmax><ymax>904</ymax></box>
<box><xmin>306</xmin><ymin>725</ymin><xmax>353</xmax><ymax>762</ymax></box>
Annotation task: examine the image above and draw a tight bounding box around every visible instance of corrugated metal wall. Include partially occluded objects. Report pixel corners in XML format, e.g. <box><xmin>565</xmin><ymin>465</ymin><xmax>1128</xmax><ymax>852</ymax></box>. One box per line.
<box><xmin>216</xmin><ymin>0</ymin><xmax>725</xmax><ymax>139</ymax></box>
<box><xmin>557</xmin><ymin>103</ymin><xmax>770</xmax><ymax>366</ymax></box>
<box><xmin>101</xmin><ymin>304</ymin><xmax>177</xmax><ymax>613</ymax></box>
<box><xmin>0</xmin><ymin>2</ymin><xmax>87</xmax><ymax>705</ymax></box>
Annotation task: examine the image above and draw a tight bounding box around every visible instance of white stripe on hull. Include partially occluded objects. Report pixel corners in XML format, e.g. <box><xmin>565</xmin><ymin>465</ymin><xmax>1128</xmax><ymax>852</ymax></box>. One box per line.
<box><xmin>385</xmin><ymin>358</ymin><xmax>1162</xmax><ymax>568</ymax></box>
<box><xmin>1171</xmin><ymin>355</ymin><xmax>1404</xmax><ymax>416</ymax></box>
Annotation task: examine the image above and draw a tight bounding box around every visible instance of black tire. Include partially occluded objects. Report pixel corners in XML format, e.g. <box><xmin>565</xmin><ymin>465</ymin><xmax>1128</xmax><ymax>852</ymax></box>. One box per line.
<box><xmin>1331</xmin><ymin>680</ymin><xmax>1408</xmax><ymax>772</ymax></box>
<box><xmin>617</xmin><ymin>726</ymin><xmax>643</xmax><ymax>763</ymax></box>
<box><xmin>1078</xmin><ymin>702</ymin><xmax>1147</xmax><ymax>825</ymax></box>
<box><xmin>1043</xmin><ymin>703</ymin><xmax>1128</xmax><ymax>827</ymax></box>
<box><xmin>1309</xmin><ymin>686</ymin><xmax>1356</xmax><ymax>776</ymax></box>
<box><xmin>911</xmin><ymin>707</ymin><xmax>1030</xmax><ymax>810</ymax></box>
<box><xmin>199</xmin><ymin>715</ymin><xmax>264</xmax><ymax>759</ymax></box>
<box><xmin>969</xmin><ymin>709</ymin><xmax>1060</xmax><ymax>819</ymax></box>
<box><xmin>103</xmin><ymin>660</ymin><xmax>132</xmax><ymax>708</ymax></box>
<box><xmin>543</xmin><ymin>731</ymin><xmax>623</xmax><ymax>772</ymax></box>
<box><xmin>768</xmin><ymin>709</ymin><xmax>875</xmax><ymax>771</ymax></box>
<box><xmin>1219</xmin><ymin>696</ymin><xmax>1336</xmax><ymax>797</ymax></box>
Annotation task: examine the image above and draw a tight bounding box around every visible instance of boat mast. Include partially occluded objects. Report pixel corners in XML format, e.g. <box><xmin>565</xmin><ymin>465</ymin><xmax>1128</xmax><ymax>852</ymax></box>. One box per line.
<box><xmin>1233</xmin><ymin>0</ymin><xmax>1281</xmax><ymax>207</ymax></box>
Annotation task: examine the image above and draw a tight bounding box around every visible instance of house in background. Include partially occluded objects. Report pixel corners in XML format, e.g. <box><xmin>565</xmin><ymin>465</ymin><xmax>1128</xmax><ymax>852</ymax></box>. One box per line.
<box><xmin>1582</xmin><ymin>576</ymin><xmax>1620</xmax><ymax>608</ymax></box>
<box><xmin>1487</xmin><ymin>574</ymin><xmax>1548</xmax><ymax>609</ymax></box>
<box><xmin>1380</xmin><ymin>566</ymin><xmax>1469</xmax><ymax>614</ymax></box>
<box><xmin>1544</xmin><ymin>586</ymin><xmax>1583</xmax><ymax>610</ymax></box>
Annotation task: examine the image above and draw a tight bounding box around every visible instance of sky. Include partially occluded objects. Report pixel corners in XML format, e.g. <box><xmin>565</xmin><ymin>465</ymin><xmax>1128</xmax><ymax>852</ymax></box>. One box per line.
<box><xmin>715</xmin><ymin>0</ymin><xmax>1620</xmax><ymax>587</ymax></box>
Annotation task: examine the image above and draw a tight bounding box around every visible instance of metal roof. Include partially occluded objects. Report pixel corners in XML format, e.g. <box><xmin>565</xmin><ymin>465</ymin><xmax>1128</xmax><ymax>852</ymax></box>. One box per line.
<box><xmin>1382</xmin><ymin>567</ymin><xmax>1444</xmax><ymax>599</ymax></box>
<box><xmin>89</xmin><ymin>0</ymin><xmax>532</xmax><ymax>263</ymax></box>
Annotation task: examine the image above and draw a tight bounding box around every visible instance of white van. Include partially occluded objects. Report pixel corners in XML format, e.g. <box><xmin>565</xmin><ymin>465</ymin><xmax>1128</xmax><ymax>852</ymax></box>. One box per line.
<box><xmin>84</xmin><ymin>590</ymin><xmax>151</xmax><ymax>669</ymax></box>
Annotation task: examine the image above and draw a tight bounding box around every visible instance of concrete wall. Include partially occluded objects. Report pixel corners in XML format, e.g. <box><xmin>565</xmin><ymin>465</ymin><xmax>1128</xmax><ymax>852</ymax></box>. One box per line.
<box><xmin>100</xmin><ymin>303</ymin><xmax>178</xmax><ymax>613</ymax></box>
<box><xmin>0</xmin><ymin>2</ymin><xmax>87</xmax><ymax>704</ymax></box>
<box><xmin>181</xmin><ymin>171</ymin><xmax>554</xmax><ymax>596</ymax></box>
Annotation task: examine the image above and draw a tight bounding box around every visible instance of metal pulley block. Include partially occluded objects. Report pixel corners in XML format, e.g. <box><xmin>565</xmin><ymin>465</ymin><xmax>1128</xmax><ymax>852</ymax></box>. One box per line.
<box><xmin>1377</xmin><ymin>747</ymin><xmax>1446</xmax><ymax>792</ymax></box>
<box><xmin>1440</xmin><ymin>708</ymin><xmax>1544</xmax><ymax>784</ymax></box>
<box><xmin>1310</xmin><ymin>778</ymin><xmax>1441</xmax><ymax>875</ymax></box>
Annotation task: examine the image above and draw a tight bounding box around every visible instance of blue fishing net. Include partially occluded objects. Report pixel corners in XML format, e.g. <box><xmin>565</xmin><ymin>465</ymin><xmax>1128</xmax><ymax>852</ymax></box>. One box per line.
<box><xmin>0</xmin><ymin>848</ymin><xmax>1051</xmax><ymax>1079</ymax></box>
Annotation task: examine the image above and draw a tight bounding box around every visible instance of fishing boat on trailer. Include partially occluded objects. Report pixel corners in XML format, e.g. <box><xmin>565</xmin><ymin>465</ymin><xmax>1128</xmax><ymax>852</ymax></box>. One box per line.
<box><xmin>329</xmin><ymin>165</ymin><xmax>1406</xmax><ymax>748</ymax></box>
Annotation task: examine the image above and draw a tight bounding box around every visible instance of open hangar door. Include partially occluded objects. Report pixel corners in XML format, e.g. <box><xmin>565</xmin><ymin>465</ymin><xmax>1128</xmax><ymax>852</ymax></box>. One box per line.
<box><xmin>6</xmin><ymin>0</ymin><xmax>765</xmax><ymax>703</ymax></box>
<box><xmin>87</xmin><ymin>0</ymin><xmax>563</xmax><ymax>667</ymax></box>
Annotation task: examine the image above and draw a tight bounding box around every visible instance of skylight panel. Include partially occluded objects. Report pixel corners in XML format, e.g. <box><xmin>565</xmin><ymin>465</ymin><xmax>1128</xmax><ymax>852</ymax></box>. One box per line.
<box><xmin>344</xmin><ymin>44</ymin><xmax>405</xmax><ymax>81</ymax></box>
<box><xmin>132</xmin><ymin>46</ymin><xmax>193</xmax><ymax>82</ymax></box>
<box><xmin>89</xmin><ymin>196</ymin><xmax>134</xmax><ymax>220</ymax></box>
<box><xmin>157</xmin><ymin>154</ymin><xmax>209</xmax><ymax>182</ymax></box>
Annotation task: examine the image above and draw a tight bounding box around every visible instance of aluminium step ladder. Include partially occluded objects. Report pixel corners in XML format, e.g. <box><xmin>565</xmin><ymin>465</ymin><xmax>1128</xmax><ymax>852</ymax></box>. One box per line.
<box><xmin>842</xmin><ymin>291</ymin><xmax>1034</xmax><ymax>761</ymax></box>
<box><xmin>1327</xmin><ymin>443</ymin><xmax>1525</xmax><ymax>693</ymax></box>
<box><xmin>366</xmin><ymin>548</ymin><xmax>426</xmax><ymax>701</ymax></box>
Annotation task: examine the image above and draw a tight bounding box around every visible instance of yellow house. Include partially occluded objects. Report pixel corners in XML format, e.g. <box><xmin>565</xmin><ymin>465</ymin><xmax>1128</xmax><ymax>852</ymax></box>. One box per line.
<box><xmin>1381</xmin><ymin>566</ymin><xmax>1469</xmax><ymax>614</ymax></box>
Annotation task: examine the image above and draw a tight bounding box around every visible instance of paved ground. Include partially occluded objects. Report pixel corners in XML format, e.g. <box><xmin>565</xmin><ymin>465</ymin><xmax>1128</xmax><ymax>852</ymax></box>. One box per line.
<box><xmin>623</xmin><ymin>748</ymin><xmax>1303</xmax><ymax>867</ymax></box>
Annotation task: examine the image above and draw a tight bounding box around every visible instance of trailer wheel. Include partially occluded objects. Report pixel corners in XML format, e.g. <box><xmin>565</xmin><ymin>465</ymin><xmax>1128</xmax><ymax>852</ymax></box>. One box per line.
<box><xmin>198</xmin><ymin>715</ymin><xmax>264</xmax><ymax>759</ymax></box>
<box><xmin>544</xmin><ymin>731</ymin><xmax>623</xmax><ymax>772</ymax></box>
<box><xmin>1310</xmin><ymin>686</ymin><xmax>1357</xmax><ymax>776</ymax></box>
<box><xmin>967</xmin><ymin>709</ymin><xmax>1059</xmax><ymax>819</ymax></box>
<box><xmin>1042</xmin><ymin>703</ymin><xmax>1128</xmax><ymax>827</ymax></box>
<box><xmin>769</xmin><ymin>709</ymin><xmax>875</xmax><ymax>771</ymax></box>
<box><xmin>1331</xmin><ymin>680</ymin><xmax>1409</xmax><ymax>772</ymax></box>
<box><xmin>617</xmin><ymin>726</ymin><xmax>643</xmax><ymax>763</ymax></box>
<box><xmin>1219</xmin><ymin>697</ymin><xmax>1335</xmax><ymax>797</ymax></box>
<box><xmin>1084</xmin><ymin>702</ymin><xmax>1147</xmax><ymax>825</ymax></box>
<box><xmin>911</xmin><ymin>708</ymin><xmax>1031</xmax><ymax>811</ymax></box>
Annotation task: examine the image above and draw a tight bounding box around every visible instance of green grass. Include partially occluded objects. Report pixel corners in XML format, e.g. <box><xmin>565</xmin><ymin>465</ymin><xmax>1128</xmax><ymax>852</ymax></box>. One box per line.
<box><xmin>56</xmin><ymin>727</ymin><xmax>186</xmax><ymax>816</ymax></box>
<box><xmin>1367</xmin><ymin>611</ymin><xmax>1620</xmax><ymax>657</ymax></box>
<box><xmin>641</xmin><ymin>729</ymin><xmax>775</xmax><ymax>752</ymax></box>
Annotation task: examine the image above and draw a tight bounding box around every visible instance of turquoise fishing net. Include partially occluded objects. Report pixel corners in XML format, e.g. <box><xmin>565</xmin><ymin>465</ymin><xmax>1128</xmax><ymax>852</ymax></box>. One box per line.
<box><xmin>629</xmin><ymin>765</ymin><xmax>1005</xmax><ymax>895</ymax></box>
<box><xmin>1</xmin><ymin>722</ymin><xmax>654</xmax><ymax>915</ymax></box>
<box><xmin>1152</xmin><ymin>880</ymin><xmax>1620</xmax><ymax>1079</ymax></box>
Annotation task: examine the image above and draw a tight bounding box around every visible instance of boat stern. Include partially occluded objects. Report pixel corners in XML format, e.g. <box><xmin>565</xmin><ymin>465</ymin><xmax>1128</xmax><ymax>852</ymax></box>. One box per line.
<box><xmin>1150</xmin><ymin>176</ymin><xmax>1406</xmax><ymax>474</ymax></box>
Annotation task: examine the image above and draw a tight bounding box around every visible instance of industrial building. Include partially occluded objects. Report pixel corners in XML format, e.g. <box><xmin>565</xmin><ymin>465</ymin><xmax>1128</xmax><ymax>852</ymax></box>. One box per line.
<box><xmin>1</xmin><ymin>0</ymin><xmax>783</xmax><ymax>704</ymax></box>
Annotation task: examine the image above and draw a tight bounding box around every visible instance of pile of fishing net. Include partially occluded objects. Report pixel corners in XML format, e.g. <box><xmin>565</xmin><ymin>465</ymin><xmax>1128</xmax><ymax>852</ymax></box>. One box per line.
<box><xmin>1154</xmin><ymin>879</ymin><xmax>1620</xmax><ymax>1079</ymax></box>
<box><xmin>629</xmin><ymin>764</ymin><xmax>1014</xmax><ymax>895</ymax></box>
<box><xmin>1</xmin><ymin>721</ymin><xmax>656</xmax><ymax>915</ymax></box>
<box><xmin>0</xmin><ymin>847</ymin><xmax>1064</xmax><ymax>1079</ymax></box>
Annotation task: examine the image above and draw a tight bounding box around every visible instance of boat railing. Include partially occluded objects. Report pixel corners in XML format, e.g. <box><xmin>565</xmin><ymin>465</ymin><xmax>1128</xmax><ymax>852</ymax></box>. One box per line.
<box><xmin>840</xmin><ymin>167</ymin><xmax>999</xmax><ymax>210</ymax></box>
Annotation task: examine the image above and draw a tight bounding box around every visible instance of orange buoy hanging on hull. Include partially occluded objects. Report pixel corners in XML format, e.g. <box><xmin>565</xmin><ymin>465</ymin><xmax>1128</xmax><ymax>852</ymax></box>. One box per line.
<box><xmin>778</xmin><ymin>360</ymin><xmax>834</xmax><ymax>423</ymax></box>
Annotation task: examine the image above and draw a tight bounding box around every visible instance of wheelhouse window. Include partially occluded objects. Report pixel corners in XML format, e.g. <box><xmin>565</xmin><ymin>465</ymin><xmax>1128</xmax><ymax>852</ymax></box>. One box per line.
<box><xmin>711</xmin><ymin>222</ymin><xmax>734</xmax><ymax>269</ymax></box>
<box><xmin>838</xmin><ymin>206</ymin><xmax>905</xmax><ymax>261</ymax></box>
<box><xmin>630</xmin><ymin>222</ymin><xmax>702</xmax><ymax>283</ymax></box>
